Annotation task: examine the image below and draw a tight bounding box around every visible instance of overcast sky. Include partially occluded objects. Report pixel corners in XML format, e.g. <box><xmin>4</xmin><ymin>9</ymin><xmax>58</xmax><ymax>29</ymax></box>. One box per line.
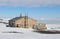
<box><xmin>0</xmin><ymin>0</ymin><xmax>60</xmax><ymax>21</ymax></box>
<box><xmin>0</xmin><ymin>0</ymin><xmax>60</xmax><ymax>7</ymax></box>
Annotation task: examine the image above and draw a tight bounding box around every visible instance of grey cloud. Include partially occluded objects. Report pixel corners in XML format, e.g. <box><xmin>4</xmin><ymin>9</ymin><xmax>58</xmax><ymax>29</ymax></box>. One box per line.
<box><xmin>0</xmin><ymin>0</ymin><xmax>60</xmax><ymax>7</ymax></box>
<box><xmin>39</xmin><ymin>17</ymin><xmax>60</xmax><ymax>21</ymax></box>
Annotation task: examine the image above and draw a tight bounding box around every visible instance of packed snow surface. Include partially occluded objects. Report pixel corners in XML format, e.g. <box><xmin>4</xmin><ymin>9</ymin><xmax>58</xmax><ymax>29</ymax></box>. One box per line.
<box><xmin>0</xmin><ymin>23</ymin><xmax>60</xmax><ymax>39</ymax></box>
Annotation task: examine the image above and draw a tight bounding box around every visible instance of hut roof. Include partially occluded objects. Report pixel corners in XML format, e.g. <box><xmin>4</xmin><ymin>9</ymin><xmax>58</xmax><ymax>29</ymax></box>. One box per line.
<box><xmin>9</xmin><ymin>16</ymin><xmax>36</xmax><ymax>22</ymax></box>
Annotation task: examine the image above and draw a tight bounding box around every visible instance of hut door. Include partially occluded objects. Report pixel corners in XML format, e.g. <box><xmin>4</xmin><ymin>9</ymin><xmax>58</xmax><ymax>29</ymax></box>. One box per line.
<box><xmin>17</xmin><ymin>24</ymin><xmax>19</xmax><ymax>27</ymax></box>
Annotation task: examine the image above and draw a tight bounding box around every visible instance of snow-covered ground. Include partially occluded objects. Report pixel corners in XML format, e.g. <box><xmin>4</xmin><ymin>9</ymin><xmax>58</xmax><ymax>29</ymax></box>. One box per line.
<box><xmin>0</xmin><ymin>23</ymin><xmax>60</xmax><ymax>39</ymax></box>
<box><xmin>46</xmin><ymin>24</ymin><xmax>60</xmax><ymax>28</ymax></box>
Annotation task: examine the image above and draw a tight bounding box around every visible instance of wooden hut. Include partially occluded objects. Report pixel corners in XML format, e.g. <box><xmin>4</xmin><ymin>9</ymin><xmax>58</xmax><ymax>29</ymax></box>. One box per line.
<box><xmin>9</xmin><ymin>16</ymin><xmax>36</xmax><ymax>29</ymax></box>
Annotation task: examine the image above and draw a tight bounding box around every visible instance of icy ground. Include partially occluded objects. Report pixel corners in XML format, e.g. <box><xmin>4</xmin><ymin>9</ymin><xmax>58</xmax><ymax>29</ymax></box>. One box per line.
<box><xmin>0</xmin><ymin>23</ymin><xmax>60</xmax><ymax>39</ymax></box>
